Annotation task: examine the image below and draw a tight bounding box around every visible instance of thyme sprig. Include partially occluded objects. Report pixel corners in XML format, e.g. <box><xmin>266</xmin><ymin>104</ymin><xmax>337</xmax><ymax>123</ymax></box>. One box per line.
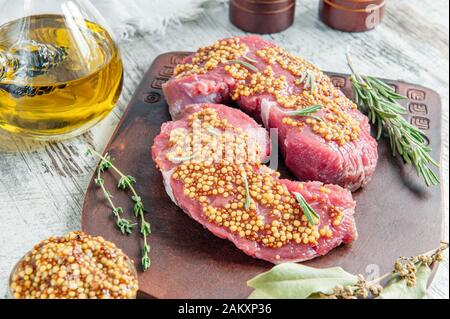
<box><xmin>293</xmin><ymin>192</ymin><xmax>320</xmax><ymax>226</ymax></box>
<box><xmin>95</xmin><ymin>169</ymin><xmax>136</xmax><ymax>235</ymax></box>
<box><xmin>346</xmin><ymin>52</ymin><xmax>439</xmax><ymax>187</ymax></box>
<box><xmin>87</xmin><ymin>148</ymin><xmax>151</xmax><ymax>271</ymax></box>
<box><xmin>228</xmin><ymin>59</ymin><xmax>259</xmax><ymax>73</ymax></box>
<box><xmin>299</xmin><ymin>69</ymin><xmax>317</xmax><ymax>94</ymax></box>
<box><xmin>280</xmin><ymin>105</ymin><xmax>322</xmax><ymax>121</ymax></box>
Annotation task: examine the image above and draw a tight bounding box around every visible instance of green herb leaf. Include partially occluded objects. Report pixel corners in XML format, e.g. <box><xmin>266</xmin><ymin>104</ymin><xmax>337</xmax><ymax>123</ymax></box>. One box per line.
<box><xmin>141</xmin><ymin>221</ymin><xmax>151</xmax><ymax>237</ymax></box>
<box><xmin>281</xmin><ymin>105</ymin><xmax>322</xmax><ymax>121</ymax></box>
<box><xmin>98</xmin><ymin>153</ymin><xmax>113</xmax><ymax>172</ymax></box>
<box><xmin>134</xmin><ymin>201</ymin><xmax>144</xmax><ymax>218</ymax></box>
<box><xmin>118</xmin><ymin>175</ymin><xmax>136</xmax><ymax>190</ymax></box>
<box><xmin>242</xmin><ymin>171</ymin><xmax>251</xmax><ymax>210</ymax></box>
<box><xmin>228</xmin><ymin>59</ymin><xmax>259</xmax><ymax>73</ymax></box>
<box><xmin>142</xmin><ymin>257</ymin><xmax>151</xmax><ymax>271</ymax></box>
<box><xmin>293</xmin><ymin>192</ymin><xmax>320</xmax><ymax>226</ymax></box>
<box><xmin>113</xmin><ymin>207</ymin><xmax>123</xmax><ymax>215</ymax></box>
<box><xmin>247</xmin><ymin>263</ymin><xmax>358</xmax><ymax>299</ymax></box>
<box><xmin>141</xmin><ymin>244</ymin><xmax>151</xmax><ymax>271</ymax></box>
<box><xmin>94</xmin><ymin>177</ymin><xmax>104</xmax><ymax>186</ymax></box>
<box><xmin>247</xmin><ymin>290</ymin><xmax>273</xmax><ymax>299</ymax></box>
<box><xmin>242</xmin><ymin>55</ymin><xmax>258</xmax><ymax>64</ymax></box>
<box><xmin>377</xmin><ymin>264</ymin><xmax>431</xmax><ymax>299</ymax></box>
<box><xmin>131</xmin><ymin>195</ymin><xmax>141</xmax><ymax>203</ymax></box>
<box><xmin>116</xmin><ymin>218</ymin><xmax>136</xmax><ymax>235</ymax></box>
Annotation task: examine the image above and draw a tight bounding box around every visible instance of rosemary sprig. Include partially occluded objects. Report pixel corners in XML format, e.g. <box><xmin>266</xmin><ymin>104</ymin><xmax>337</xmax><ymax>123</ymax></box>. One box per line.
<box><xmin>242</xmin><ymin>54</ymin><xmax>258</xmax><ymax>64</ymax></box>
<box><xmin>242</xmin><ymin>171</ymin><xmax>252</xmax><ymax>210</ymax></box>
<box><xmin>280</xmin><ymin>105</ymin><xmax>322</xmax><ymax>121</ymax></box>
<box><xmin>346</xmin><ymin>52</ymin><xmax>439</xmax><ymax>187</ymax></box>
<box><xmin>293</xmin><ymin>192</ymin><xmax>320</xmax><ymax>226</ymax></box>
<box><xmin>228</xmin><ymin>59</ymin><xmax>259</xmax><ymax>73</ymax></box>
<box><xmin>87</xmin><ymin>148</ymin><xmax>152</xmax><ymax>271</ymax></box>
<box><xmin>299</xmin><ymin>69</ymin><xmax>317</xmax><ymax>94</ymax></box>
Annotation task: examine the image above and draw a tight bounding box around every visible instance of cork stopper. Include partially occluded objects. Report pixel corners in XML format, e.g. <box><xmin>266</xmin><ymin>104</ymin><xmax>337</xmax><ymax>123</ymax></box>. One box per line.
<box><xmin>319</xmin><ymin>0</ymin><xmax>385</xmax><ymax>32</ymax></box>
<box><xmin>229</xmin><ymin>0</ymin><xmax>296</xmax><ymax>34</ymax></box>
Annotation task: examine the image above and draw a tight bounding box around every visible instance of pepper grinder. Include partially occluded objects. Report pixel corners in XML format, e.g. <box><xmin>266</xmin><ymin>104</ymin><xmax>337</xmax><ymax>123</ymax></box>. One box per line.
<box><xmin>229</xmin><ymin>0</ymin><xmax>296</xmax><ymax>34</ymax></box>
<box><xmin>319</xmin><ymin>0</ymin><xmax>386</xmax><ymax>32</ymax></box>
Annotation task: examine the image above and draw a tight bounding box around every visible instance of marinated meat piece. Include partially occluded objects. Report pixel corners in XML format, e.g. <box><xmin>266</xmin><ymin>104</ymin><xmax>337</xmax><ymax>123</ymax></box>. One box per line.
<box><xmin>152</xmin><ymin>103</ymin><xmax>357</xmax><ymax>263</ymax></box>
<box><xmin>163</xmin><ymin>36</ymin><xmax>378</xmax><ymax>191</ymax></box>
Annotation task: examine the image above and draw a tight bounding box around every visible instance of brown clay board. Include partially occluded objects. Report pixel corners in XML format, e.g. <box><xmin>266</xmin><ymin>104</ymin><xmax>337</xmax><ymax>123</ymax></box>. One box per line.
<box><xmin>81</xmin><ymin>52</ymin><xmax>443</xmax><ymax>299</ymax></box>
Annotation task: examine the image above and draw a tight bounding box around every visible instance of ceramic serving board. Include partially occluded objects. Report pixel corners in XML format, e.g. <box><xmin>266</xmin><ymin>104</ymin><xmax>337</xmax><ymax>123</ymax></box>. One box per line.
<box><xmin>81</xmin><ymin>52</ymin><xmax>443</xmax><ymax>299</ymax></box>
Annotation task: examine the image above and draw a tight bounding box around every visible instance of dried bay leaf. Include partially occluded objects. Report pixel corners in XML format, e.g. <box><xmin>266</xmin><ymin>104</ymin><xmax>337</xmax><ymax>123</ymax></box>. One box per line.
<box><xmin>247</xmin><ymin>263</ymin><xmax>358</xmax><ymax>299</ymax></box>
<box><xmin>377</xmin><ymin>265</ymin><xmax>431</xmax><ymax>299</ymax></box>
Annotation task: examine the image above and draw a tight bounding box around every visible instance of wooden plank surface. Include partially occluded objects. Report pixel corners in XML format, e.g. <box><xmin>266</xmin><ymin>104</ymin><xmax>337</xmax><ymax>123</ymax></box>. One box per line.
<box><xmin>0</xmin><ymin>0</ymin><xmax>448</xmax><ymax>298</ymax></box>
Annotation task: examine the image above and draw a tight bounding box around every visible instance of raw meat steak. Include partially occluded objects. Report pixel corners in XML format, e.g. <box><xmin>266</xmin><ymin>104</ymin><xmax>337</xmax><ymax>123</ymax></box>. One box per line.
<box><xmin>163</xmin><ymin>36</ymin><xmax>378</xmax><ymax>191</ymax></box>
<box><xmin>152</xmin><ymin>103</ymin><xmax>357</xmax><ymax>263</ymax></box>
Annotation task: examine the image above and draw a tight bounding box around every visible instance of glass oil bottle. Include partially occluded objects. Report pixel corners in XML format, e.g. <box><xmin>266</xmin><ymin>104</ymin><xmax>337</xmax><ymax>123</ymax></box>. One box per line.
<box><xmin>0</xmin><ymin>0</ymin><xmax>123</xmax><ymax>140</ymax></box>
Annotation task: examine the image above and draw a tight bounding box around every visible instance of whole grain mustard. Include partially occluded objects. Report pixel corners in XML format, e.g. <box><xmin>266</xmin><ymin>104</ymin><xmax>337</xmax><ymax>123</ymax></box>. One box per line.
<box><xmin>9</xmin><ymin>231</ymin><xmax>138</xmax><ymax>299</ymax></box>
<box><xmin>167</xmin><ymin>108</ymin><xmax>343</xmax><ymax>249</ymax></box>
<box><xmin>174</xmin><ymin>37</ymin><xmax>361</xmax><ymax>146</ymax></box>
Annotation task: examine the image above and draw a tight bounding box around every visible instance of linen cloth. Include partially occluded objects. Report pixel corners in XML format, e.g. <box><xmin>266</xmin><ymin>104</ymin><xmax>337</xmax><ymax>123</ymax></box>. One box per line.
<box><xmin>93</xmin><ymin>0</ymin><xmax>225</xmax><ymax>41</ymax></box>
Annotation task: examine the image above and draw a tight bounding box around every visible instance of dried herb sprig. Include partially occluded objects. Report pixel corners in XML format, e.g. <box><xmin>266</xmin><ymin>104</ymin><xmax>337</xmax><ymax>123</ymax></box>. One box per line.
<box><xmin>393</xmin><ymin>241</ymin><xmax>449</xmax><ymax>287</ymax></box>
<box><xmin>325</xmin><ymin>241</ymin><xmax>449</xmax><ymax>299</ymax></box>
<box><xmin>280</xmin><ymin>104</ymin><xmax>322</xmax><ymax>121</ymax></box>
<box><xmin>346</xmin><ymin>52</ymin><xmax>439</xmax><ymax>187</ymax></box>
<box><xmin>324</xmin><ymin>274</ymin><xmax>384</xmax><ymax>299</ymax></box>
<box><xmin>293</xmin><ymin>192</ymin><xmax>320</xmax><ymax>226</ymax></box>
<box><xmin>87</xmin><ymin>148</ymin><xmax>152</xmax><ymax>271</ymax></box>
<box><xmin>248</xmin><ymin>241</ymin><xmax>448</xmax><ymax>299</ymax></box>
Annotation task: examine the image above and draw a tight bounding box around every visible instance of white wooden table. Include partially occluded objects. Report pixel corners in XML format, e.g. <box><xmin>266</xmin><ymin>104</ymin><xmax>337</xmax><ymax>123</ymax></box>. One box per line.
<box><xmin>0</xmin><ymin>0</ymin><xmax>448</xmax><ymax>299</ymax></box>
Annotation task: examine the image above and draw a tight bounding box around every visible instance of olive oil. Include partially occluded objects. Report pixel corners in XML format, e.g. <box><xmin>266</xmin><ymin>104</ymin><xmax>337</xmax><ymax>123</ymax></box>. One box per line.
<box><xmin>0</xmin><ymin>15</ymin><xmax>123</xmax><ymax>139</ymax></box>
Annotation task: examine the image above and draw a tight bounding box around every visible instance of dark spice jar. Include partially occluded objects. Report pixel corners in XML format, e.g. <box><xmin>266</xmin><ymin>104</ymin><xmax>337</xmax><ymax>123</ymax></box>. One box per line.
<box><xmin>229</xmin><ymin>0</ymin><xmax>296</xmax><ymax>34</ymax></box>
<box><xmin>319</xmin><ymin>0</ymin><xmax>385</xmax><ymax>32</ymax></box>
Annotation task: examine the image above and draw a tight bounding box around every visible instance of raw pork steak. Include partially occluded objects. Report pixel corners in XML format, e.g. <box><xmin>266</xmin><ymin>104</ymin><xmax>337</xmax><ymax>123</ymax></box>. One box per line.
<box><xmin>163</xmin><ymin>36</ymin><xmax>378</xmax><ymax>191</ymax></box>
<box><xmin>152</xmin><ymin>103</ymin><xmax>357</xmax><ymax>263</ymax></box>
